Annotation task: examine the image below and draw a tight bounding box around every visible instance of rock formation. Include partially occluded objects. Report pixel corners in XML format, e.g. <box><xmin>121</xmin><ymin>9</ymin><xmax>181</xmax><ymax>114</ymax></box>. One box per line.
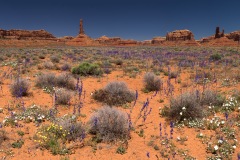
<box><xmin>166</xmin><ymin>30</ymin><xmax>194</xmax><ymax>41</ymax></box>
<box><xmin>226</xmin><ymin>31</ymin><xmax>240</xmax><ymax>41</ymax></box>
<box><xmin>215</xmin><ymin>27</ymin><xmax>224</xmax><ymax>38</ymax></box>
<box><xmin>79</xmin><ymin>19</ymin><xmax>84</xmax><ymax>35</ymax></box>
<box><xmin>0</xmin><ymin>29</ymin><xmax>55</xmax><ymax>39</ymax></box>
<box><xmin>66</xmin><ymin>19</ymin><xmax>99</xmax><ymax>46</ymax></box>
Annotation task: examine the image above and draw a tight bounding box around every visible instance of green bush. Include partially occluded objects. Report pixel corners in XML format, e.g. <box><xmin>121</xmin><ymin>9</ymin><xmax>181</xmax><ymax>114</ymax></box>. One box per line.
<box><xmin>210</xmin><ymin>53</ymin><xmax>222</xmax><ymax>61</ymax></box>
<box><xmin>72</xmin><ymin>62</ymin><xmax>102</xmax><ymax>76</ymax></box>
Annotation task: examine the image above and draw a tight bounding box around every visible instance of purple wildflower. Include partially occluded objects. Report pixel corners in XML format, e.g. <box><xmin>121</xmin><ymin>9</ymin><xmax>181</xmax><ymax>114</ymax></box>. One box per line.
<box><xmin>225</xmin><ymin>112</ymin><xmax>228</xmax><ymax>120</ymax></box>
<box><xmin>146</xmin><ymin>152</ymin><xmax>150</xmax><ymax>158</ymax></box>
<box><xmin>159</xmin><ymin>123</ymin><xmax>162</xmax><ymax>137</ymax></box>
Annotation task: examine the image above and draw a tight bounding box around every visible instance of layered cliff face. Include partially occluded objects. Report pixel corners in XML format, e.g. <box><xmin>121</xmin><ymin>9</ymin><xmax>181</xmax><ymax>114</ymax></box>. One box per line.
<box><xmin>95</xmin><ymin>36</ymin><xmax>121</xmax><ymax>45</ymax></box>
<box><xmin>151</xmin><ymin>37</ymin><xmax>165</xmax><ymax>44</ymax></box>
<box><xmin>95</xmin><ymin>36</ymin><xmax>138</xmax><ymax>46</ymax></box>
<box><xmin>0</xmin><ymin>29</ymin><xmax>55</xmax><ymax>39</ymax></box>
<box><xmin>166</xmin><ymin>30</ymin><xmax>194</xmax><ymax>41</ymax></box>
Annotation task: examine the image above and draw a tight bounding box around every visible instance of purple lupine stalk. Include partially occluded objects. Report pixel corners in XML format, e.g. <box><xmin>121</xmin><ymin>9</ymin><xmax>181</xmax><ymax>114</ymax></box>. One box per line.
<box><xmin>78</xmin><ymin>80</ymin><xmax>83</xmax><ymax>100</ymax></box>
<box><xmin>225</xmin><ymin>112</ymin><xmax>228</xmax><ymax>120</ymax></box>
<box><xmin>73</xmin><ymin>105</ymin><xmax>76</xmax><ymax>114</ymax></box>
<box><xmin>132</xmin><ymin>90</ymin><xmax>138</xmax><ymax>107</ymax></box>
<box><xmin>78</xmin><ymin>102</ymin><xmax>83</xmax><ymax>114</ymax></box>
<box><xmin>81</xmin><ymin>131</ymin><xmax>86</xmax><ymax>141</ymax></box>
<box><xmin>93</xmin><ymin>117</ymin><xmax>98</xmax><ymax>127</ymax></box>
<box><xmin>238</xmin><ymin>153</ymin><xmax>240</xmax><ymax>160</ymax></box>
<box><xmin>141</xmin><ymin>98</ymin><xmax>149</xmax><ymax>112</ymax></box>
<box><xmin>146</xmin><ymin>152</ymin><xmax>150</xmax><ymax>158</ymax></box>
<box><xmin>22</xmin><ymin>101</ymin><xmax>26</xmax><ymax>111</ymax></box>
<box><xmin>170</xmin><ymin>121</ymin><xmax>174</xmax><ymax>139</ymax></box>
<box><xmin>54</xmin><ymin>92</ymin><xmax>57</xmax><ymax>106</ymax></box>
<box><xmin>76</xmin><ymin>77</ymin><xmax>80</xmax><ymax>90</ymax></box>
<box><xmin>143</xmin><ymin>108</ymin><xmax>152</xmax><ymax>122</ymax></box>
<box><xmin>127</xmin><ymin>113</ymin><xmax>132</xmax><ymax>131</ymax></box>
<box><xmin>159</xmin><ymin>123</ymin><xmax>162</xmax><ymax>137</ymax></box>
<box><xmin>70</xmin><ymin>125</ymin><xmax>75</xmax><ymax>134</ymax></box>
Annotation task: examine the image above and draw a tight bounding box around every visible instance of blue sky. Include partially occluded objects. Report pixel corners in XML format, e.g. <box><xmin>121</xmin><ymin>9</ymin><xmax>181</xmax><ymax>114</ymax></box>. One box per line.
<box><xmin>0</xmin><ymin>0</ymin><xmax>239</xmax><ymax>40</ymax></box>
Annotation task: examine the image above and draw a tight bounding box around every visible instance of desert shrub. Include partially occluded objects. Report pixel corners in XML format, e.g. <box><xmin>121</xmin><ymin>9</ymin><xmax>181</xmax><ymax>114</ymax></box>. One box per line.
<box><xmin>88</xmin><ymin>106</ymin><xmax>130</xmax><ymax>142</ymax></box>
<box><xmin>36</xmin><ymin>73</ymin><xmax>75</xmax><ymax>90</ymax></box>
<box><xmin>55</xmin><ymin>116</ymin><xmax>85</xmax><ymax>142</ymax></box>
<box><xmin>210</xmin><ymin>53</ymin><xmax>222</xmax><ymax>61</ymax></box>
<box><xmin>55</xmin><ymin>88</ymin><xmax>72</xmax><ymax>105</ymax></box>
<box><xmin>201</xmin><ymin>90</ymin><xmax>225</xmax><ymax>106</ymax></box>
<box><xmin>61</xmin><ymin>63</ymin><xmax>71</xmax><ymax>71</ymax></box>
<box><xmin>50</xmin><ymin>55</ymin><xmax>60</xmax><ymax>63</ymax></box>
<box><xmin>114</xmin><ymin>59</ymin><xmax>123</xmax><ymax>66</ymax></box>
<box><xmin>168</xmin><ymin>92</ymin><xmax>203</xmax><ymax>122</ymax></box>
<box><xmin>35</xmin><ymin>73</ymin><xmax>56</xmax><ymax>89</ymax></box>
<box><xmin>169</xmin><ymin>71</ymin><xmax>178</xmax><ymax>79</ymax></box>
<box><xmin>143</xmin><ymin>72</ymin><xmax>162</xmax><ymax>92</ymax></box>
<box><xmin>43</xmin><ymin>61</ymin><xmax>54</xmax><ymax>69</ymax></box>
<box><xmin>72</xmin><ymin>62</ymin><xmax>102</xmax><ymax>76</ymax></box>
<box><xmin>93</xmin><ymin>81</ymin><xmax>135</xmax><ymax>106</ymax></box>
<box><xmin>10</xmin><ymin>78</ymin><xmax>30</xmax><ymax>97</ymax></box>
<box><xmin>39</xmin><ymin>54</ymin><xmax>45</xmax><ymax>59</ymax></box>
<box><xmin>55</xmin><ymin>73</ymin><xmax>75</xmax><ymax>90</ymax></box>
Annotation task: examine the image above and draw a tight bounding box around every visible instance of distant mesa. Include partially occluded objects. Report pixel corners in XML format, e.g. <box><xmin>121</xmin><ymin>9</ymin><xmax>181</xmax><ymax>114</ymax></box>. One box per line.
<box><xmin>166</xmin><ymin>29</ymin><xmax>194</xmax><ymax>41</ymax></box>
<box><xmin>0</xmin><ymin>19</ymin><xmax>240</xmax><ymax>47</ymax></box>
<box><xmin>0</xmin><ymin>29</ymin><xmax>55</xmax><ymax>40</ymax></box>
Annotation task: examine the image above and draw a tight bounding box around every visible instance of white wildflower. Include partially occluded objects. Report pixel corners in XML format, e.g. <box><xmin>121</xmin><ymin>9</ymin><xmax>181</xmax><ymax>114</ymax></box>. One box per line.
<box><xmin>218</xmin><ymin>140</ymin><xmax>223</xmax><ymax>144</ymax></box>
<box><xmin>214</xmin><ymin>145</ymin><xmax>218</xmax><ymax>150</ymax></box>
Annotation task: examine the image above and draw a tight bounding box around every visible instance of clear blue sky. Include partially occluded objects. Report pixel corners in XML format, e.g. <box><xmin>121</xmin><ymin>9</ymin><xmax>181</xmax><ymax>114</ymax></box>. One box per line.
<box><xmin>0</xmin><ymin>0</ymin><xmax>239</xmax><ymax>40</ymax></box>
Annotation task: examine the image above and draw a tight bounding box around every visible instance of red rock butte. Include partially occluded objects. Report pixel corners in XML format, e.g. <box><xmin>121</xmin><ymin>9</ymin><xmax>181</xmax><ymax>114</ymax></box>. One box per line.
<box><xmin>0</xmin><ymin>20</ymin><xmax>240</xmax><ymax>47</ymax></box>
